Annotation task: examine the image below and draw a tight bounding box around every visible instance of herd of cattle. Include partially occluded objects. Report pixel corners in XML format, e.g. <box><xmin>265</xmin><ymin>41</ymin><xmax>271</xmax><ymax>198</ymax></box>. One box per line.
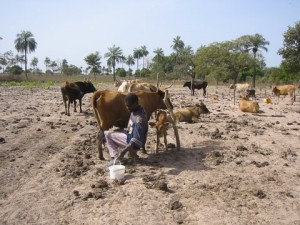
<box><xmin>60</xmin><ymin>79</ymin><xmax>298</xmax><ymax>159</ymax></box>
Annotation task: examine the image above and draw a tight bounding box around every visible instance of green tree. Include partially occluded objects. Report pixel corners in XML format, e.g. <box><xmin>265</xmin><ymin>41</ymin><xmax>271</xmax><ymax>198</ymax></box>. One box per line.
<box><xmin>248</xmin><ymin>34</ymin><xmax>269</xmax><ymax>87</ymax></box>
<box><xmin>104</xmin><ymin>45</ymin><xmax>123</xmax><ymax>81</ymax></box>
<box><xmin>171</xmin><ymin>36</ymin><xmax>185</xmax><ymax>64</ymax></box>
<box><xmin>126</xmin><ymin>55</ymin><xmax>135</xmax><ymax>75</ymax></box>
<box><xmin>50</xmin><ymin>61</ymin><xmax>59</xmax><ymax>73</ymax></box>
<box><xmin>237</xmin><ymin>34</ymin><xmax>270</xmax><ymax>87</ymax></box>
<box><xmin>133</xmin><ymin>48</ymin><xmax>143</xmax><ymax>76</ymax></box>
<box><xmin>6</xmin><ymin>65</ymin><xmax>23</xmax><ymax>75</ymax></box>
<box><xmin>15</xmin><ymin>54</ymin><xmax>25</xmax><ymax>67</ymax></box>
<box><xmin>141</xmin><ymin>45</ymin><xmax>149</xmax><ymax>69</ymax></box>
<box><xmin>153</xmin><ymin>48</ymin><xmax>164</xmax><ymax>63</ymax></box>
<box><xmin>30</xmin><ymin>57</ymin><xmax>38</xmax><ymax>73</ymax></box>
<box><xmin>84</xmin><ymin>51</ymin><xmax>102</xmax><ymax>79</ymax></box>
<box><xmin>0</xmin><ymin>51</ymin><xmax>14</xmax><ymax>72</ymax></box>
<box><xmin>14</xmin><ymin>30</ymin><xmax>37</xmax><ymax>80</ymax></box>
<box><xmin>116</xmin><ymin>68</ymin><xmax>126</xmax><ymax>77</ymax></box>
<box><xmin>278</xmin><ymin>21</ymin><xmax>300</xmax><ymax>77</ymax></box>
<box><xmin>195</xmin><ymin>41</ymin><xmax>255</xmax><ymax>85</ymax></box>
<box><xmin>44</xmin><ymin>57</ymin><xmax>51</xmax><ymax>73</ymax></box>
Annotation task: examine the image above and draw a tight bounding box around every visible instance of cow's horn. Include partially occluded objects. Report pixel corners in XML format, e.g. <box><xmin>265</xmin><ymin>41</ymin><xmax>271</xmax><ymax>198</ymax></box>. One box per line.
<box><xmin>164</xmin><ymin>80</ymin><xmax>175</xmax><ymax>89</ymax></box>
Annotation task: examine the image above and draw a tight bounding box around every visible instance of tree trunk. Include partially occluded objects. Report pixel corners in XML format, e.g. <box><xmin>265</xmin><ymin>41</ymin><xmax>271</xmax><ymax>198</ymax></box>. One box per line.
<box><xmin>24</xmin><ymin>50</ymin><xmax>28</xmax><ymax>80</ymax></box>
<box><xmin>113</xmin><ymin>66</ymin><xmax>116</xmax><ymax>81</ymax></box>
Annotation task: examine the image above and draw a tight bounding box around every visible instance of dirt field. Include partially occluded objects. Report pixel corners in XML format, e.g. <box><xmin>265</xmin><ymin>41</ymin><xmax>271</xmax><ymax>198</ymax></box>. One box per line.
<box><xmin>0</xmin><ymin>83</ymin><xmax>299</xmax><ymax>225</ymax></box>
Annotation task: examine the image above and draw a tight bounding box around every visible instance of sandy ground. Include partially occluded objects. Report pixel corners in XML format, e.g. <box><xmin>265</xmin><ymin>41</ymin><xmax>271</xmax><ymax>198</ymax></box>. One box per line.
<box><xmin>0</xmin><ymin>83</ymin><xmax>299</xmax><ymax>225</ymax></box>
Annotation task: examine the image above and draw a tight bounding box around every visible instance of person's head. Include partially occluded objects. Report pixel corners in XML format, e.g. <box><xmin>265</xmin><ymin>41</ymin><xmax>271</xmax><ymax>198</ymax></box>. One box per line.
<box><xmin>125</xmin><ymin>93</ymin><xmax>139</xmax><ymax>112</ymax></box>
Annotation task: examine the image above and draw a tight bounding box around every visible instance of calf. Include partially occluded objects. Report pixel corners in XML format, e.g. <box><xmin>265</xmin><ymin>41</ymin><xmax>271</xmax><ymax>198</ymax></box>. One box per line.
<box><xmin>239</xmin><ymin>96</ymin><xmax>259</xmax><ymax>113</ymax></box>
<box><xmin>183</xmin><ymin>80</ymin><xmax>208</xmax><ymax>96</ymax></box>
<box><xmin>61</xmin><ymin>81</ymin><xmax>96</xmax><ymax>116</ymax></box>
<box><xmin>149</xmin><ymin>111</ymin><xmax>170</xmax><ymax>154</ymax></box>
<box><xmin>172</xmin><ymin>102</ymin><xmax>210</xmax><ymax>123</ymax></box>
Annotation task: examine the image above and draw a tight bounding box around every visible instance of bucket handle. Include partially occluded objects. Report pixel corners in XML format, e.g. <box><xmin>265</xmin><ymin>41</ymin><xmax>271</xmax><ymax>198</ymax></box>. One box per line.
<box><xmin>112</xmin><ymin>158</ymin><xmax>122</xmax><ymax>167</ymax></box>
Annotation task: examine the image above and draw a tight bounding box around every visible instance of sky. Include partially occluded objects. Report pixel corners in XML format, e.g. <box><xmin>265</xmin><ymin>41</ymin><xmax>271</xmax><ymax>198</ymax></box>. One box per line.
<box><xmin>0</xmin><ymin>0</ymin><xmax>299</xmax><ymax>72</ymax></box>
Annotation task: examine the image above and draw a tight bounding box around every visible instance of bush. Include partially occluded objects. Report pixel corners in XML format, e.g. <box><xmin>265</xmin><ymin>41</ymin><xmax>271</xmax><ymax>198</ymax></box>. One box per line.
<box><xmin>5</xmin><ymin>65</ymin><xmax>23</xmax><ymax>75</ymax></box>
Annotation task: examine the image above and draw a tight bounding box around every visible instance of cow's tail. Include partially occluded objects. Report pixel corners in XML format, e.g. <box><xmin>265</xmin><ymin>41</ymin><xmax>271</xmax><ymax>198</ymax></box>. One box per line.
<box><xmin>91</xmin><ymin>91</ymin><xmax>102</xmax><ymax>128</ymax></box>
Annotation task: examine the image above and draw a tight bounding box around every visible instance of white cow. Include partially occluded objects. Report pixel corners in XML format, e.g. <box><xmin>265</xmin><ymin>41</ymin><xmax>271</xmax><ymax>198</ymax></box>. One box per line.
<box><xmin>229</xmin><ymin>83</ymin><xmax>250</xmax><ymax>92</ymax></box>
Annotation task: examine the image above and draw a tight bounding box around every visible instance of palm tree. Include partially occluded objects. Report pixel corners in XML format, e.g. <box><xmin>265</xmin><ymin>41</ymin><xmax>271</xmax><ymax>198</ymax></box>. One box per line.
<box><xmin>126</xmin><ymin>55</ymin><xmax>135</xmax><ymax>73</ymax></box>
<box><xmin>133</xmin><ymin>48</ymin><xmax>143</xmax><ymax>76</ymax></box>
<box><xmin>14</xmin><ymin>31</ymin><xmax>37</xmax><ymax>80</ymax></box>
<box><xmin>44</xmin><ymin>57</ymin><xmax>51</xmax><ymax>73</ymax></box>
<box><xmin>171</xmin><ymin>35</ymin><xmax>185</xmax><ymax>63</ymax></box>
<box><xmin>141</xmin><ymin>45</ymin><xmax>149</xmax><ymax>69</ymax></box>
<box><xmin>248</xmin><ymin>34</ymin><xmax>269</xmax><ymax>88</ymax></box>
<box><xmin>171</xmin><ymin>36</ymin><xmax>185</xmax><ymax>76</ymax></box>
<box><xmin>153</xmin><ymin>48</ymin><xmax>164</xmax><ymax>62</ymax></box>
<box><xmin>104</xmin><ymin>45</ymin><xmax>123</xmax><ymax>81</ymax></box>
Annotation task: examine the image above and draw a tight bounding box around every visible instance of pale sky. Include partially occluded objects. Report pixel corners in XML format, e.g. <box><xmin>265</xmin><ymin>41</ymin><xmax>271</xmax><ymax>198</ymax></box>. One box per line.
<box><xmin>1</xmin><ymin>0</ymin><xmax>299</xmax><ymax>71</ymax></box>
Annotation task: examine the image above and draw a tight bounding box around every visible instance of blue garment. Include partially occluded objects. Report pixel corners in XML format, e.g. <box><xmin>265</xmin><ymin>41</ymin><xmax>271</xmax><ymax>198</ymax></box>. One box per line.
<box><xmin>126</xmin><ymin>106</ymin><xmax>148</xmax><ymax>150</ymax></box>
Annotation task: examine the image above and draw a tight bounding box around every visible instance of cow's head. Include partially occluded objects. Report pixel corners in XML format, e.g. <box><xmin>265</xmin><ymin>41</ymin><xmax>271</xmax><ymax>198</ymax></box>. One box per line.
<box><xmin>183</xmin><ymin>81</ymin><xmax>190</xmax><ymax>87</ymax></box>
<box><xmin>149</xmin><ymin>111</ymin><xmax>169</xmax><ymax>137</ymax></box>
<box><xmin>84</xmin><ymin>81</ymin><xmax>97</xmax><ymax>93</ymax></box>
<box><xmin>195</xmin><ymin>102</ymin><xmax>210</xmax><ymax>114</ymax></box>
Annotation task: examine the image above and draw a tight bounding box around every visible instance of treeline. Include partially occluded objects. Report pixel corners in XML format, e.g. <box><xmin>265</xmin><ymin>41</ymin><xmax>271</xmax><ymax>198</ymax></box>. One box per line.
<box><xmin>1</xmin><ymin>21</ymin><xmax>299</xmax><ymax>86</ymax></box>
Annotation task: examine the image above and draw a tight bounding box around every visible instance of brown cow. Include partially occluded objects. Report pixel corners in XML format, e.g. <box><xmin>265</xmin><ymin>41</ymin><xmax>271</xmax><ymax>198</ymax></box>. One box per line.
<box><xmin>272</xmin><ymin>85</ymin><xmax>296</xmax><ymax>104</ymax></box>
<box><xmin>239</xmin><ymin>96</ymin><xmax>259</xmax><ymax>113</ymax></box>
<box><xmin>149</xmin><ymin>110</ymin><xmax>170</xmax><ymax>154</ymax></box>
<box><xmin>172</xmin><ymin>102</ymin><xmax>210</xmax><ymax>123</ymax></box>
<box><xmin>91</xmin><ymin>89</ymin><xmax>173</xmax><ymax>160</ymax></box>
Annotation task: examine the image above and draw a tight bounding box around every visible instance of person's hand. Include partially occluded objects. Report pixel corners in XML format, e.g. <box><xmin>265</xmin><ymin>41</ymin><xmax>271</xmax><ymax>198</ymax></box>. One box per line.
<box><xmin>117</xmin><ymin>149</ymin><xmax>126</xmax><ymax>161</ymax></box>
<box><xmin>117</xmin><ymin>145</ymin><xmax>133</xmax><ymax>161</ymax></box>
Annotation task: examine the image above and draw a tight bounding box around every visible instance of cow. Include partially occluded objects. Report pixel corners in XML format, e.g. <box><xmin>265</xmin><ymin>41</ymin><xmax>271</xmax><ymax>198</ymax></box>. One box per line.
<box><xmin>149</xmin><ymin>110</ymin><xmax>170</xmax><ymax>154</ymax></box>
<box><xmin>272</xmin><ymin>85</ymin><xmax>296</xmax><ymax>104</ymax></box>
<box><xmin>61</xmin><ymin>81</ymin><xmax>96</xmax><ymax>116</ymax></box>
<box><xmin>183</xmin><ymin>80</ymin><xmax>208</xmax><ymax>96</ymax></box>
<box><xmin>172</xmin><ymin>102</ymin><xmax>210</xmax><ymax>123</ymax></box>
<box><xmin>246</xmin><ymin>89</ymin><xmax>256</xmax><ymax>100</ymax></box>
<box><xmin>117</xmin><ymin>80</ymin><xmax>131</xmax><ymax>93</ymax></box>
<box><xmin>239</xmin><ymin>96</ymin><xmax>259</xmax><ymax>113</ymax></box>
<box><xmin>229</xmin><ymin>83</ymin><xmax>250</xmax><ymax>93</ymax></box>
<box><xmin>209</xmin><ymin>94</ymin><xmax>219</xmax><ymax>100</ymax></box>
<box><xmin>91</xmin><ymin>89</ymin><xmax>173</xmax><ymax>160</ymax></box>
<box><xmin>128</xmin><ymin>82</ymin><xmax>158</xmax><ymax>92</ymax></box>
<box><xmin>116</xmin><ymin>79</ymin><xmax>144</xmax><ymax>92</ymax></box>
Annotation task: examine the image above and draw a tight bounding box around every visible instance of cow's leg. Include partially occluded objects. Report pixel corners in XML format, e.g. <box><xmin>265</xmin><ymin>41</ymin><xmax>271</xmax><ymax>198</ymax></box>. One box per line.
<box><xmin>203</xmin><ymin>88</ymin><xmax>207</xmax><ymax>97</ymax></box>
<box><xmin>67</xmin><ymin>101</ymin><xmax>71</xmax><ymax>116</ymax></box>
<box><xmin>63</xmin><ymin>99</ymin><xmax>67</xmax><ymax>115</ymax></box>
<box><xmin>163</xmin><ymin>133</ymin><xmax>168</xmax><ymax>152</ymax></box>
<box><xmin>156</xmin><ymin>134</ymin><xmax>160</xmax><ymax>154</ymax></box>
<box><xmin>79</xmin><ymin>98</ymin><xmax>83</xmax><ymax>113</ymax></box>
<box><xmin>97</xmin><ymin>129</ymin><xmax>105</xmax><ymax>160</ymax></box>
<box><xmin>74</xmin><ymin>101</ymin><xmax>77</xmax><ymax>112</ymax></box>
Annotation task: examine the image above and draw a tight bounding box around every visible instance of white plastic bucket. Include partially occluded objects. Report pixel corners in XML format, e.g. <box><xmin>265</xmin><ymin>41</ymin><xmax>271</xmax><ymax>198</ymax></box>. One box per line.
<box><xmin>109</xmin><ymin>165</ymin><xmax>125</xmax><ymax>180</ymax></box>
